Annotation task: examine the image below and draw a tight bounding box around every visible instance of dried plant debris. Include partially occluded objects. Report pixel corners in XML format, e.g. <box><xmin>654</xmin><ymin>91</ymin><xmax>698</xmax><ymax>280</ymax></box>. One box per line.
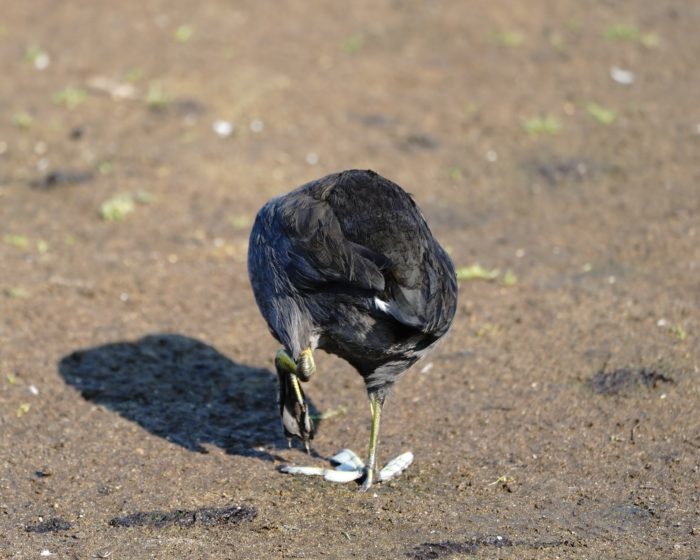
<box><xmin>3</xmin><ymin>234</ymin><xmax>29</xmax><ymax>248</ymax></box>
<box><xmin>522</xmin><ymin>115</ymin><xmax>561</xmax><ymax>136</ymax></box>
<box><xmin>590</xmin><ymin>367</ymin><xmax>674</xmax><ymax>395</ymax></box>
<box><xmin>109</xmin><ymin>504</ymin><xmax>257</xmax><ymax>528</ymax></box>
<box><xmin>456</xmin><ymin>264</ymin><xmax>500</xmax><ymax>281</ymax></box>
<box><xmin>52</xmin><ymin>87</ymin><xmax>87</xmax><ymax>109</ymax></box>
<box><xmin>26</xmin><ymin>517</ymin><xmax>72</xmax><ymax>533</ymax></box>
<box><xmin>587</xmin><ymin>103</ymin><xmax>617</xmax><ymax>125</ymax></box>
<box><xmin>100</xmin><ymin>192</ymin><xmax>135</xmax><ymax>221</ymax></box>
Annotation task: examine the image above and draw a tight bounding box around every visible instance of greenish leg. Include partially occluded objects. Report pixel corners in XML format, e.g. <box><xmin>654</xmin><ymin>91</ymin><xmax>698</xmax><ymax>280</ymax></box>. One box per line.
<box><xmin>276</xmin><ymin>348</ymin><xmax>315</xmax><ymax>381</ymax></box>
<box><xmin>275</xmin><ymin>349</ymin><xmax>305</xmax><ymax>404</ymax></box>
<box><xmin>361</xmin><ymin>393</ymin><xmax>384</xmax><ymax>491</ymax></box>
<box><xmin>275</xmin><ymin>348</ymin><xmax>313</xmax><ymax>453</ymax></box>
<box><xmin>275</xmin><ymin>348</ymin><xmax>297</xmax><ymax>373</ymax></box>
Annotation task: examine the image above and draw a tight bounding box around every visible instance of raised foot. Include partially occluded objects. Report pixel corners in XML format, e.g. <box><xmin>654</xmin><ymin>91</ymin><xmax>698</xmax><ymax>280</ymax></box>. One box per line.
<box><xmin>296</xmin><ymin>348</ymin><xmax>316</xmax><ymax>381</ymax></box>
<box><xmin>275</xmin><ymin>347</ymin><xmax>315</xmax><ymax>382</ymax></box>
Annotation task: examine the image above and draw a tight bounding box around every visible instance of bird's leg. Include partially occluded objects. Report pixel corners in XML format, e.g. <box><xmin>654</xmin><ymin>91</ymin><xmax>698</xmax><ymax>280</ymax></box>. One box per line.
<box><xmin>275</xmin><ymin>349</ymin><xmax>305</xmax><ymax>401</ymax></box>
<box><xmin>275</xmin><ymin>348</ymin><xmax>297</xmax><ymax>375</ymax></box>
<box><xmin>361</xmin><ymin>392</ymin><xmax>385</xmax><ymax>491</ymax></box>
<box><xmin>275</xmin><ymin>349</ymin><xmax>313</xmax><ymax>453</ymax></box>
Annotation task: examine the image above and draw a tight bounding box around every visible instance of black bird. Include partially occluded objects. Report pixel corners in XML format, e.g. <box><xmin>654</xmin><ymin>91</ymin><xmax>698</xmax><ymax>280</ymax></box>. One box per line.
<box><xmin>248</xmin><ymin>169</ymin><xmax>457</xmax><ymax>489</ymax></box>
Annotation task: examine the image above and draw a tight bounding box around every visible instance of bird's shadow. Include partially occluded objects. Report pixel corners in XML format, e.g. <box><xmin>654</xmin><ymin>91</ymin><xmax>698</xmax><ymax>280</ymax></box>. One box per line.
<box><xmin>58</xmin><ymin>333</ymin><xmax>318</xmax><ymax>461</ymax></box>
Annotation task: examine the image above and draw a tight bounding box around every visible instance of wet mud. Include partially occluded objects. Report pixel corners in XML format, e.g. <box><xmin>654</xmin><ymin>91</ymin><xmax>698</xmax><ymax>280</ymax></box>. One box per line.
<box><xmin>25</xmin><ymin>517</ymin><xmax>72</xmax><ymax>534</ymax></box>
<box><xmin>109</xmin><ymin>504</ymin><xmax>257</xmax><ymax>529</ymax></box>
<box><xmin>590</xmin><ymin>367</ymin><xmax>675</xmax><ymax>395</ymax></box>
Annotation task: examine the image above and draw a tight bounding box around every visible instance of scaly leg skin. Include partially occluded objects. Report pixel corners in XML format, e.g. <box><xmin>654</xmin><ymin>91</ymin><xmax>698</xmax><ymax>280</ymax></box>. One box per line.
<box><xmin>275</xmin><ymin>348</ymin><xmax>313</xmax><ymax>453</ymax></box>
<box><xmin>275</xmin><ymin>350</ymin><xmax>304</xmax><ymax>407</ymax></box>
<box><xmin>361</xmin><ymin>392</ymin><xmax>385</xmax><ymax>491</ymax></box>
<box><xmin>296</xmin><ymin>348</ymin><xmax>316</xmax><ymax>381</ymax></box>
<box><xmin>275</xmin><ymin>348</ymin><xmax>297</xmax><ymax>375</ymax></box>
<box><xmin>275</xmin><ymin>348</ymin><xmax>315</xmax><ymax>381</ymax></box>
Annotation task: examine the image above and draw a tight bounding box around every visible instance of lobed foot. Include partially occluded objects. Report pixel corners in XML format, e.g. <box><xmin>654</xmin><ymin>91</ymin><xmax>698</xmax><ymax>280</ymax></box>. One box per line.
<box><xmin>279</xmin><ymin>448</ymin><xmax>413</xmax><ymax>487</ymax></box>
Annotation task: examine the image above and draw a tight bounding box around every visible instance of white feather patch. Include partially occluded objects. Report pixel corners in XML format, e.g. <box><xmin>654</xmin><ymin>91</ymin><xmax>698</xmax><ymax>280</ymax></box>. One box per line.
<box><xmin>373</xmin><ymin>297</ymin><xmax>392</xmax><ymax>314</ymax></box>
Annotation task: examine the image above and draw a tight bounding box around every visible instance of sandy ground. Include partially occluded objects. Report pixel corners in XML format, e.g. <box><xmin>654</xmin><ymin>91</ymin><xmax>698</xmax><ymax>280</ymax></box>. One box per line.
<box><xmin>1</xmin><ymin>1</ymin><xmax>699</xmax><ymax>558</ymax></box>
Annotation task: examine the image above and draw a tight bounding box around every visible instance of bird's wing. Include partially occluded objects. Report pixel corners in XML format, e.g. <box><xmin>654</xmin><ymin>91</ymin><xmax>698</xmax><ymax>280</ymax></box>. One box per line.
<box><xmin>279</xmin><ymin>195</ymin><xmax>388</xmax><ymax>293</ymax></box>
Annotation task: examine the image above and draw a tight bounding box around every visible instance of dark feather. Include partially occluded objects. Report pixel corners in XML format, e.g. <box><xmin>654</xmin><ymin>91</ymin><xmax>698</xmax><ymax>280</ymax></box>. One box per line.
<box><xmin>248</xmin><ymin>169</ymin><xmax>457</xmax><ymax>394</ymax></box>
<box><xmin>280</xmin><ymin>193</ymin><xmax>386</xmax><ymax>292</ymax></box>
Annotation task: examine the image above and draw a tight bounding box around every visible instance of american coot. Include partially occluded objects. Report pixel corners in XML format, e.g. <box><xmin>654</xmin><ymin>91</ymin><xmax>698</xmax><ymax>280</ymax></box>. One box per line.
<box><xmin>248</xmin><ymin>169</ymin><xmax>457</xmax><ymax>489</ymax></box>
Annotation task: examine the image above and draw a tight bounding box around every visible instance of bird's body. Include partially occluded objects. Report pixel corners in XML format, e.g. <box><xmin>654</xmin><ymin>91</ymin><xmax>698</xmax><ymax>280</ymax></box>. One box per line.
<box><xmin>248</xmin><ymin>169</ymin><xmax>457</xmax><ymax>488</ymax></box>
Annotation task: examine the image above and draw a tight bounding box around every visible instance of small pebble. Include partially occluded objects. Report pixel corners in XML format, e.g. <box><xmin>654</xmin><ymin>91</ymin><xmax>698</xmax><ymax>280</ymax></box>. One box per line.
<box><xmin>34</xmin><ymin>53</ymin><xmax>50</xmax><ymax>70</ymax></box>
<box><xmin>212</xmin><ymin>120</ymin><xmax>234</xmax><ymax>138</ymax></box>
<box><xmin>305</xmin><ymin>152</ymin><xmax>319</xmax><ymax>165</ymax></box>
<box><xmin>29</xmin><ymin>385</ymin><xmax>39</xmax><ymax>396</ymax></box>
<box><xmin>610</xmin><ymin>66</ymin><xmax>635</xmax><ymax>85</ymax></box>
<box><xmin>250</xmin><ymin>119</ymin><xmax>264</xmax><ymax>133</ymax></box>
<box><xmin>485</xmin><ymin>150</ymin><xmax>498</xmax><ymax>162</ymax></box>
<box><xmin>420</xmin><ymin>362</ymin><xmax>433</xmax><ymax>374</ymax></box>
<box><xmin>40</xmin><ymin>551</ymin><xmax>52</xmax><ymax>557</ymax></box>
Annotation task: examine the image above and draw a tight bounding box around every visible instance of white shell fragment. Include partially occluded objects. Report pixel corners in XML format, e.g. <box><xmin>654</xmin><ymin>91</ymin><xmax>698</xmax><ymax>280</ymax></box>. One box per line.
<box><xmin>377</xmin><ymin>451</ymin><xmax>414</xmax><ymax>482</ymax></box>
<box><xmin>610</xmin><ymin>66</ymin><xmax>635</xmax><ymax>85</ymax></box>
<box><xmin>330</xmin><ymin>448</ymin><xmax>365</xmax><ymax>470</ymax></box>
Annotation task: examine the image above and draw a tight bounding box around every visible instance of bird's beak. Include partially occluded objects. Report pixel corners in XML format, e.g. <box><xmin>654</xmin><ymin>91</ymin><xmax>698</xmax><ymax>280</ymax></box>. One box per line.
<box><xmin>277</xmin><ymin>368</ymin><xmax>314</xmax><ymax>451</ymax></box>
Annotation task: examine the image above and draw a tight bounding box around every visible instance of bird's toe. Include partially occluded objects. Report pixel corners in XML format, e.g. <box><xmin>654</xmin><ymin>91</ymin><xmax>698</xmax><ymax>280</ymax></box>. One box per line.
<box><xmin>296</xmin><ymin>348</ymin><xmax>316</xmax><ymax>381</ymax></box>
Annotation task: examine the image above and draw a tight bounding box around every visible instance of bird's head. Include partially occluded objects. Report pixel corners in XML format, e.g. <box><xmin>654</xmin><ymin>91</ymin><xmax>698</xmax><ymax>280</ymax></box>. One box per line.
<box><xmin>277</xmin><ymin>368</ymin><xmax>314</xmax><ymax>450</ymax></box>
